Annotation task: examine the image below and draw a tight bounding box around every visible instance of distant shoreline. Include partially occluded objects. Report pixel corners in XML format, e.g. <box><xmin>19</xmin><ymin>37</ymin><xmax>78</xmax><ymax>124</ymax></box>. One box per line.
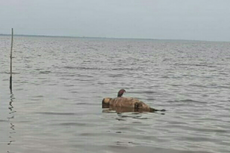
<box><xmin>0</xmin><ymin>33</ymin><xmax>78</xmax><ymax>38</ymax></box>
<box><xmin>0</xmin><ymin>33</ymin><xmax>225</xmax><ymax>42</ymax></box>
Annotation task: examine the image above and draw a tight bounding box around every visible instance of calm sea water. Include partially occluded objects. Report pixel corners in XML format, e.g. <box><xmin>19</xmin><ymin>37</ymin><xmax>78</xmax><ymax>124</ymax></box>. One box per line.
<box><xmin>0</xmin><ymin>36</ymin><xmax>230</xmax><ymax>153</ymax></box>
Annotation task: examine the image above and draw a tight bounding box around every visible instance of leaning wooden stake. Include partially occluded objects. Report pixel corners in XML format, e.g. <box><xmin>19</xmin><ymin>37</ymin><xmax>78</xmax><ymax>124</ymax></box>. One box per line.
<box><xmin>10</xmin><ymin>28</ymin><xmax>13</xmax><ymax>91</ymax></box>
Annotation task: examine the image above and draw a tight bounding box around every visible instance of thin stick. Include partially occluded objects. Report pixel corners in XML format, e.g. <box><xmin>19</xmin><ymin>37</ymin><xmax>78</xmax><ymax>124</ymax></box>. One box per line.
<box><xmin>10</xmin><ymin>28</ymin><xmax>13</xmax><ymax>91</ymax></box>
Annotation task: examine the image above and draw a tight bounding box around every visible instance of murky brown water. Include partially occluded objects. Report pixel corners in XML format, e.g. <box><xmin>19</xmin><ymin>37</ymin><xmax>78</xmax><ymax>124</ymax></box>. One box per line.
<box><xmin>1</xmin><ymin>36</ymin><xmax>230</xmax><ymax>153</ymax></box>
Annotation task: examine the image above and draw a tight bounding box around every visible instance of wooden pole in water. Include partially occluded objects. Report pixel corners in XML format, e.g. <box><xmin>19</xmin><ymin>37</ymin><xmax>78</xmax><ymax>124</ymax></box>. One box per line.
<box><xmin>10</xmin><ymin>28</ymin><xmax>13</xmax><ymax>91</ymax></box>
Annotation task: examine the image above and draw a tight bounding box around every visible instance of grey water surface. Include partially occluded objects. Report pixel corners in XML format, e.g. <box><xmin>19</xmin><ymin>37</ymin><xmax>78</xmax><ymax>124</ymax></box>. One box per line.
<box><xmin>0</xmin><ymin>36</ymin><xmax>230</xmax><ymax>153</ymax></box>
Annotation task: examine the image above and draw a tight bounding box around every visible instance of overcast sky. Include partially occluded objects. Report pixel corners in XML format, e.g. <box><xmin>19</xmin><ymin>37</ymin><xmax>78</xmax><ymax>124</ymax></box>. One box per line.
<box><xmin>1</xmin><ymin>0</ymin><xmax>230</xmax><ymax>41</ymax></box>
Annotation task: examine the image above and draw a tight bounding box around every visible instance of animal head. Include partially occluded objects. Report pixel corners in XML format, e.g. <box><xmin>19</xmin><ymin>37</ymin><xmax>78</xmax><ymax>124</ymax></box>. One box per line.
<box><xmin>102</xmin><ymin>97</ymin><xmax>112</xmax><ymax>108</ymax></box>
<box><xmin>117</xmin><ymin>89</ymin><xmax>126</xmax><ymax>97</ymax></box>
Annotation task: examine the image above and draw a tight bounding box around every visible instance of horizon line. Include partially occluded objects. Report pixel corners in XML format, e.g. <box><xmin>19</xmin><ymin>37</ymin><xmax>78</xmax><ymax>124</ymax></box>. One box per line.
<box><xmin>0</xmin><ymin>33</ymin><xmax>227</xmax><ymax>42</ymax></box>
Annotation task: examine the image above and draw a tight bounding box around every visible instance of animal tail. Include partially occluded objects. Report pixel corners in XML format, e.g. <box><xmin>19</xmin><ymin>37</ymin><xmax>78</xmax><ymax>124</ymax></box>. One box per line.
<box><xmin>150</xmin><ymin>108</ymin><xmax>166</xmax><ymax>112</ymax></box>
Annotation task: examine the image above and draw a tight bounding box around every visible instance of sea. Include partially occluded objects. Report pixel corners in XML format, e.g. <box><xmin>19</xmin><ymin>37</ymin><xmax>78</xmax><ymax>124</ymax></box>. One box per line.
<box><xmin>0</xmin><ymin>35</ymin><xmax>230</xmax><ymax>153</ymax></box>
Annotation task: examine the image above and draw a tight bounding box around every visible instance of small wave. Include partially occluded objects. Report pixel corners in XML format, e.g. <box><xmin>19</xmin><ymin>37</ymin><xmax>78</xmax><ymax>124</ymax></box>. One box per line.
<box><xmin>76</xmin><ymin>74</ymin><xmax>93</xmax><ymax>78</ymax></box>
<box><xmin>168</xmin><ymin>99</ymin><xmax>207</xmax><ymax>104</ymax></box>
<box><xmin>75</xmin><ymin>102</ymin><xmax>100</xmax><ymax>106</ymax></box>
<box><xmin>63</xmin><ymin>66</ymin><xmax>103</xmax><ymax>70</ymax></box>
<box><xmin>0</xmin><ymin>72</ymin><xmax>20</xmax><ymax>74</ymax></box>
<box><xmin>0</xmin><ymin>120</ymin><xmax>8</xmax><ymax>122</ymax></box>
<box><xmin>174</xmin><ymin>63</ymin><xmax>217</xmax><ymax>69</ymax></box>
<box><xmin>129</xmin><ymin>90</ymin><xmax>156</xmax><ymax>94</ymax></box>
<box><xmin>111</xmin><ymin>67</ymin><xmax>139</xmax><ymax>71</ymax></box>
<box><xmin>53</xmin><ymin>122</ymin><xmax>88</xmax><ymax>126</ymax></box>
<box><xmin>39</xmin><ymin>71</ymin><xmax>51</xmax><ymax>74</ymax></box>
<box><xmin>108</xmin><ymin>74</ymin><xmax>124</xmax><ymax>77</ymax></box>
<box><xmin>35</xmin><ymin>112</ymin><xmax>76</xmax><ymax>115</ymax></box>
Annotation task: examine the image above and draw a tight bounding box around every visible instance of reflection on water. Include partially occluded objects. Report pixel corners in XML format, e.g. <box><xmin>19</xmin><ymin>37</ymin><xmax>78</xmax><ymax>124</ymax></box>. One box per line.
<box><xmin>8</xmin><ymin>94</ymin><xmax>16</xmax><ymax>151</ymax></box>
<box><xmin>102</xmin><ymin>107</ymin><xmax>166</xmax><ymax>116</ymax></box>
<box><xmin>0</xmin><ymin>36</ymin><xmax>230</xmax><ymax>153</ymax></box>
<box><xmin>103</xmin><ymin>107</ymin><xmax>144</xmax><ymax>113</ymax></box>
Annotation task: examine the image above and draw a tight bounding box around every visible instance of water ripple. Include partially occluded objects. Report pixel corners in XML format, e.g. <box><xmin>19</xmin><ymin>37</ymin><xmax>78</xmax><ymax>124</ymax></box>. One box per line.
<box><xmin>1</xmin><ymin>36</ymin><xmax>230</xmax><ymax>153</ymax></box>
